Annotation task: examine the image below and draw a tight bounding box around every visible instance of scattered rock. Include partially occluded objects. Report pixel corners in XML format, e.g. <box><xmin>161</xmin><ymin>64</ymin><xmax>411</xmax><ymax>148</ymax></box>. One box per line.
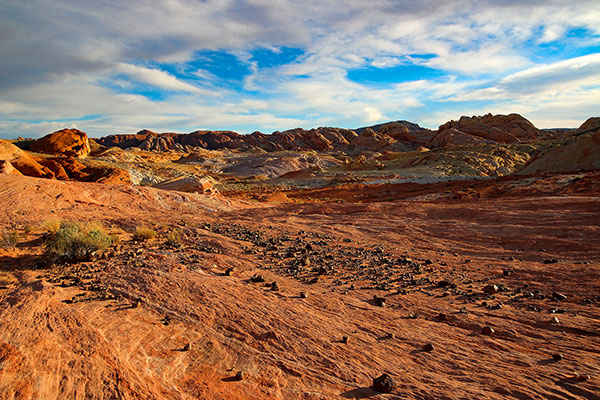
<box><xmin>342</xmin><ymin>336</ymin><xmax>349</xmax><ymax>344</ymax></box>
<box><xmin>372</xmin><ymin>373</ymin><xmax>396</xmax><ymax>393</ymax></box>
<box><xmin>270</xmin><ymin>281</ymin><xmax>280</xmax><ymax>291</ymax></box>
<box><xmin>299</xmin><ymin>291</ymin><xmax>307</xmax><ymax>298</ymax></box>
<box><xmin>182</xmin><ymin>343</ymin><xmax>191</xmax><ymax>351</ymax></box>
<box><xmin>435</xmin><ymin>313</ymin><xmax>448</xmax><ymax>321</ymax></box>
<box><xmin>224</xmin><ymin>267</ymin><xmax>235</xmax><ymax>276</ymax></box>
<box><xmin>423</xmin><ymin>343</ymin><xmax>435</xmax><ymax>352</ymax></box>
<box><xmin>373</xmin><ymin>295</ymin><xmax>386</xmax><ymax>307</ymax></box>
<box><xmin>481</xmin><ymin>326</ymin><xmax>495</xmax><ymax>336</ymax></box>
<box><xmin>550</xmin><ymin>316</ymin><xmax>560</xmax><ymax>324</ymax></box>
<box><xmin>483</xmin><ymin>284</ymin><xmax>499</xmax><ymax>294</ymax></box>
<box><xmin>250</xmin><ymin>274</ymin><xmax>265</xmax><ymax>283</ymax></box>
<box><xmin>552</xmin><ymin>353</ymin><xmax>563</xmax><ymax>361</ymax></box>
<box><xmin>233</xmin><ymin>371</ymin><xmax>244</xmax><ymax>381</ymax></box>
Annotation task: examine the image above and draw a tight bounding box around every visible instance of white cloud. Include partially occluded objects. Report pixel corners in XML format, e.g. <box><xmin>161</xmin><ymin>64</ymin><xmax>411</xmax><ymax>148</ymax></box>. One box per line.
<box><xmin>115</xmin><ymin>63</ymin><xmax>213</xmax><ymax>95</ymax></box>
<box><xmin>1</xmin><ymin>0</ymin><xmax>600</xmax><ymax>137</ymax></box>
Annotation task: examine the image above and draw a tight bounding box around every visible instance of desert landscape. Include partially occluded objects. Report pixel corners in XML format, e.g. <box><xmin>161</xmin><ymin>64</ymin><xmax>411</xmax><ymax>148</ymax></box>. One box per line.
<box><xmin>1</xmin><ymin>113</ymin><xmax>599</xmax><ymax>399</ymax></box>
<box><xmin>2</xmin><ymin>1</ymin><xmax>600</xmax><ymax>398</ymax></box>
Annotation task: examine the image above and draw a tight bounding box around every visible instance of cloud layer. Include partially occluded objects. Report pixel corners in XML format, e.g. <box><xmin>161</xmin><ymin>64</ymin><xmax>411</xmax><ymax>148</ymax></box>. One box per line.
<box><xmin>1</xmin><ymin>0</ymin><xmax>599</xmax><ymax>137</ymax></box>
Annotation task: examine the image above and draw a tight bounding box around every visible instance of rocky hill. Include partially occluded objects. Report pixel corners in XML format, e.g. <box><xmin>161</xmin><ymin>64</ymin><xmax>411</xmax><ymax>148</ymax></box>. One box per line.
<box><xmin>96</xmin><ymin>114</ymin><xmax>553</xmax><ymax>155</ymax></box>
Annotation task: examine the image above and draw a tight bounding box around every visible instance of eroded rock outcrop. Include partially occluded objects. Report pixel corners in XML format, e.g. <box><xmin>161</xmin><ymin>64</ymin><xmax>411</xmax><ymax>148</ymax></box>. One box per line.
<box><xmin>429</xmin><ymin>113</ymin><xmax>545</xmax><ymax>148</ymax></box>
<box><xmin>30</xmin><ymin>129</ymin><xmax>91</xmax><ymax>158</ymax></box>
<box><xmin>0</xmin><ymin>140</ymin><xmax>55</xmax><ymax>178</ymax></box>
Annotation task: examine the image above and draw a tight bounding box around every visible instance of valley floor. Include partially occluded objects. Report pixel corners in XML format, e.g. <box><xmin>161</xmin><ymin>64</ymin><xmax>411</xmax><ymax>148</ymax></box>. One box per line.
<box><xmin>0</xmin><ymin>174</ymin><xmax>599</xmax><ymax>399</ymax></box>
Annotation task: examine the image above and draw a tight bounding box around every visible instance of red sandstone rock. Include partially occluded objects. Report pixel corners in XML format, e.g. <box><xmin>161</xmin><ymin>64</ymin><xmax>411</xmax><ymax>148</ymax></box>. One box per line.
<box><xmin>29</xmin><ymin>129</ymin><xmax>91</xmax><ymax>158</ymax></box>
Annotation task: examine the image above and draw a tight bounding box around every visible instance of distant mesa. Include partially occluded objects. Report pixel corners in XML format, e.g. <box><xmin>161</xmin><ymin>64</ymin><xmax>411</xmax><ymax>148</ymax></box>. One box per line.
<box><xmin>30</xmin><ymin>128</ymin><xmax>91</xmax><ymax>158</ymax></box>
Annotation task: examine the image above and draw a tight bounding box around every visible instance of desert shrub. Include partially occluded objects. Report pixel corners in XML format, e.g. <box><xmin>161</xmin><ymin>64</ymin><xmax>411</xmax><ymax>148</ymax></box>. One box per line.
<box><xmin>166</xmin><ymin>229</ymin><xmax>183</xmax><ymax>246</ymax></box>
<box><xmin>134</xmin><ymin>225</ymin><xmax>157</xmax><ymax>241</ymax></box>
<box><xmin>44</xmin><ymin>218</ymin><xmax>63</xmax><ymax>234</ymax></box>
<box><xmin>44</xmin><ymin>221</ymin><xmax>113</xmax><ymax>262</ymax></box>
<box><xmin>0</xmin><ymin>230</ymin><xmax>19</xmax><ymax>250</ymax></box>
<box><xmin>23</xmin><ymin>225</ymin><xmax>34</xmax><ymax>234</ymax></box>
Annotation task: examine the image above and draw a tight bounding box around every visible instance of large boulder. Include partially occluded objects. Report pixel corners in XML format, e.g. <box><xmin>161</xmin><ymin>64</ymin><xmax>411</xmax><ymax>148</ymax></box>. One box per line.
<box><xmin>30</xmin><ymin>128</ymin><xmax>91</xmax><ymax>158</ymax></box>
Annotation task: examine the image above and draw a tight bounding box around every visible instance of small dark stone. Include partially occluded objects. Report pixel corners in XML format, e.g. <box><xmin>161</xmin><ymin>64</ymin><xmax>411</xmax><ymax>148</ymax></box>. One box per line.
<box><xmin>435</xmin><ymin>313</ymin><xmax>448</xmax><ymax>321</ymax></box>
<box><xmin>552</xmin><ymin>353</ymin><xmax>563</xmax><ymax>361</ymax></box>
<box><xmin>233</xmin><ymin>371</ymin><xmax>244</xmax><ymax>381</ymax></box>
<box><xmin>224</xmin><ymin>267</ymin><xmax>235</xmax><ymax>276</ymax></box>
<box><xmin>372</xmin><ymin>373</ymin><xmax>396</xmax><ymax>393</ymax></box>
<box><xmin>481</xmin><ymin>326</ymin><xmax>494</xmax><ymax>336</ymax></box>
<box><xmin>342</xmin><ymin>336</ymin><xmax>349</xmax><ymax>344</ymax></box>
<box><xmin>423</xmin><ymin>343</ymin><xmax>435</xmax><ymax>352</ymax></box>
<box><xmin>270</xmin><ymin>282</ymin><xmax>279</xmax><ymax>291</ymax></box>
<box><xmin>483</xmin><ymin>284</ymin><xmax>499</xmax><ymax>294</ymax></box>
<box><xmin>250</xmin><ymin>274</ymin><xmax>265</xmax><ymax>283</ymax></box>
<box><xmin>437</xmin><ymin>280</ymin><xmax>452</xmax><ymax>288</ymax></box>
<box><xmin>299</xmin><ymin>291</ymin><xmax>307</xmax><ymax>298</ymax></box>
<box><xmin>503</xmin><ymin>269</ymin><xmax>511</xmax><ymax>276</ymax></box>
<box><xmin>408</xmin><ymin>312</ymin><xmax>418</xmax><ymax>319</ymax></box>
<box><xmin>373</xmin><ymin>296</ymin><xmax>386</xmax><ymax>307</ymax></box>
<box><xmin>182</xmin><ymin>343</ymin><xmax>191</xmax><ymax>351</ymax></box>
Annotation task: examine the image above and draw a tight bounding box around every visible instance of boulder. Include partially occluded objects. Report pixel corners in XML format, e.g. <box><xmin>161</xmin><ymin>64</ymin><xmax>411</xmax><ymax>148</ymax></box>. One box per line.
<box><xmin>30</xmin><ymin>129</ymin><xmax>91</xmax><ymax>158</ymax></box>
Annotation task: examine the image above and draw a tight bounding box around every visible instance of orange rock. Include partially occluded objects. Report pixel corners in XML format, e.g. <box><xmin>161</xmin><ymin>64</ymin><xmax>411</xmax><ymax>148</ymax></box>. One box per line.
<box><xmin>0</xmin><ymin>160</ymin><xmax>22</xmax><ymax>175</ymax></box>
<box><xmin>29</xmin><ymin>128</ymin><xmax>91</xmax><ymax>158</ymax></box>
<box><xmin>0</xmin><ymin>139</ymin><xmax>55</xmax><ymax>178</ymax></box>
<box><xmin>153</xmin><ymin>176</ymin><xmax>216</xmax><ymax>194</ymax></box>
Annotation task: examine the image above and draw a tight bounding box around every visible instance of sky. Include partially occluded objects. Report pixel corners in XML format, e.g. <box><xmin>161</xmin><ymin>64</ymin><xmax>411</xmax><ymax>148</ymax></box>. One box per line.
<box><xmin>1</xmin><ymin>0</ymin><xmax>599</xmax><ymax>138</ymax></box>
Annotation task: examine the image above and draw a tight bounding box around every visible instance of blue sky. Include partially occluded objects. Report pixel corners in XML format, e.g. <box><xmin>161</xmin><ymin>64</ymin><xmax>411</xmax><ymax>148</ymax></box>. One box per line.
<box><xmin>1</xmin><ymin>0</ymin><xmax>599</xmax><ymax>138</ymax></box>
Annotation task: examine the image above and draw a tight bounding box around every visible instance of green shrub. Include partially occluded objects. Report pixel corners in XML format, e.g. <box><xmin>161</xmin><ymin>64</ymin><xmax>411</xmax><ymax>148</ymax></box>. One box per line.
<box><xmin>0</xmin><ymin>230</ymin><xmax>19</xmax><ymax>250</ymax></box>
<box><xmin>23</xmin><ymin>225</ymin><xmax>34</xmax><ymax>234</ymax></box>
<box><xmin>134</xmin><ymin>225</ymin><xmax>157</xmax><ymax>241</ymax></box>
<box><xmin>44</xmin><ymin>221</ymin><xmax>113</xmax><ymax>262</ymax></box>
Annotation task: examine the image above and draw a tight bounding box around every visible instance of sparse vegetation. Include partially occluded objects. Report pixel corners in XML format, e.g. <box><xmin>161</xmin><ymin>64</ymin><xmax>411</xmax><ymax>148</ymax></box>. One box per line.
<box><xmin>166</xmin><ymin>229</ymin><xmax>183</xmax><ymax>246</ymax></box>
<box><xmin>134</xmin><ymin>225</ymin><xmax>157</xmax><ymax>241</ymax></box>
<box><xmin>44</xmin><ymin>221</ymin><xmax>113</xmax><ymax>262</ymax></box>
<box><xmin>0</xmin><ymin>230</ymin><xmax>19</xmax><ymax>250</ymax></box>
<box><xmin>23</xmin><ymin>225</ymin><xmax>34</xmax><ymax>234</ymax></box>
<box><xmin>44</xmin><ymin>218</ymin><xmax>63</xmax><ymax>234</ymax></box>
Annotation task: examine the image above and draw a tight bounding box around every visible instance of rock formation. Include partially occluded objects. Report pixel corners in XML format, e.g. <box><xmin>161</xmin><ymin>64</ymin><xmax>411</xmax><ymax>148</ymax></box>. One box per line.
<box><xmin>0</xmin><ymin>140</ymin><xmax>55</xmax><ymax>178</ymax></box>
<box><xmin>152</xmin><ymin>176</ymin><xmax>217</xmax><ymax>194</ymax></box>
<box><xmin>429</xmin><ymin>113</ymin><xmax>546</xmax><ymax>148</ymax></box>
<box><xmin>29</xmin><ymin>128</ymin><xmax>91</xmax><ymax>158</ymax></box>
